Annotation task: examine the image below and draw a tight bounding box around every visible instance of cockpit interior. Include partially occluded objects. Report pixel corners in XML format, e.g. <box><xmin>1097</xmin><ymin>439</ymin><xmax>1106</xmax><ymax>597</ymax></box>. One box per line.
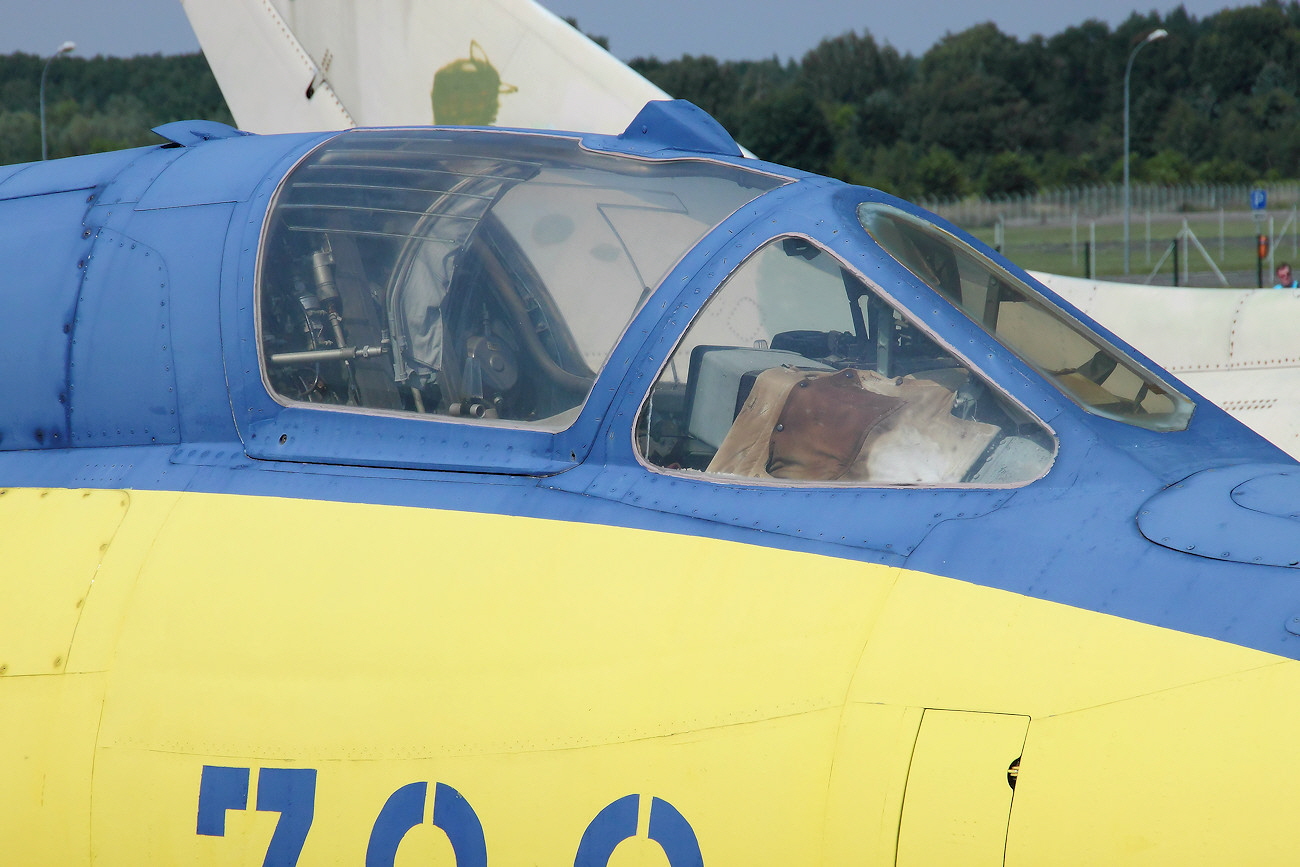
<box><xmin>258</xmin><ymin>130</ymin><xmax>783</xmax><ymax>428</ymax></box>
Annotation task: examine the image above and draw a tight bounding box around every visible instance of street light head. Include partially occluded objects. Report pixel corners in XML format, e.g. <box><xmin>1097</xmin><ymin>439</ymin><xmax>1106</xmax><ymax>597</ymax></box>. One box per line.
<box><xmin>1123</xmin><ymin>28</ymin><xmax>1169</xmax><ymax>274</ymax></box>
<box><xmin>41</xmin><ymin>40</ymin><xmax>77</xmax><ymax>161</ymax></box>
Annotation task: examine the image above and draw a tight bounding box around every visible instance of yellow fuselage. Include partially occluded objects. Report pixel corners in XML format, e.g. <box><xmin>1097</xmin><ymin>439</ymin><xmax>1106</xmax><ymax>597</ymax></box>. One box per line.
<box><xmin>3</xmin><ymin>487</ymin><xmax>1294</xmax><ymax>864</ymax></box>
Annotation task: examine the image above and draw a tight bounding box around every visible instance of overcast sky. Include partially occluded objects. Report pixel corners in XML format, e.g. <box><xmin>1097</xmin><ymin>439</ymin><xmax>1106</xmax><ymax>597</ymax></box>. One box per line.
<box><xmin>0</xmin><ymin>0</ymin><xmax>1265</xmax><ymax>60</ymax></box>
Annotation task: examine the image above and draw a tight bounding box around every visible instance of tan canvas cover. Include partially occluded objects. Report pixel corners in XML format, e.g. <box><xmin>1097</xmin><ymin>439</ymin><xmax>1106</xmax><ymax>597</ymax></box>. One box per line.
<box><xmin>709</xmin><ymin>367</ymin><xmax>999</xmax><ymax>484</ymax></box>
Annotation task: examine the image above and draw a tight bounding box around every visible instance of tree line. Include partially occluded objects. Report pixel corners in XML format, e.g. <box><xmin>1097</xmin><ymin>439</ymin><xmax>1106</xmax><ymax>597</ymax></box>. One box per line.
<box><xmin>2</xmin><ymin>1</ymin><xmax>1299</xmax><ymax>201</ymax></box>
<box><xmin>0</xmin><ymin>52</ymin><xmax>230</xmax><ymax>165</ymax></box>
<box><xmin>629</xmin><ymin>1</ymin><xmax>1300</xmax><ymax>199</ymax></box>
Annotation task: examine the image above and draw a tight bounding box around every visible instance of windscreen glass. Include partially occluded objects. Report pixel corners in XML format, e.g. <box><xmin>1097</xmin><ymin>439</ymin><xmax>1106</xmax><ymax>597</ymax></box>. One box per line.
<box><xmin>258</xmin><ymin>129</ymin><xmax>785</xmax><ymax>428</ymax></box>
<box><xmin>858</xmin><ymin>202</ymin><xmax>1194</xmax><ymax>431</ymax></box>
<box><xmin>637</xmin><ymin>237</ymin><xmax>1056</xmax><ymax>486</ymax></box>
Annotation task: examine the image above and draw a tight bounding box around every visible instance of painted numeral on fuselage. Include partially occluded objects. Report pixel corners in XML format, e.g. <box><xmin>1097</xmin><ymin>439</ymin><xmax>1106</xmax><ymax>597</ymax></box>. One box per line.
<box><xmin>196</xmin><ymin>768</ymin><xmax>703</xmax><ymax>865</ymax></box>
<box><xmin>196</xmin><ymin>765</ymin><xmax>317</xmax><ymax>867</ymax></box>
<box><xmin>365</xmin><ymin>781</ymin><xmax>486</xmax><ymax>867</ymax></box>
<box><xmin>196</xmin><ymin>765</ymin><xmax>250</xmax><ymax>837</ymax></box>
<box><xmin>575</xmin><ymin>793</ymin><xmax>704</xmax><ymax>867</ymax></box>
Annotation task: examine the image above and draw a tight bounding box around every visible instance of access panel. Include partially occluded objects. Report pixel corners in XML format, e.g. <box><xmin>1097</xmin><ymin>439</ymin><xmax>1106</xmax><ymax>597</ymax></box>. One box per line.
<box><xmin>896</xmin><ymin>709</ymin><xmax>1029</xmax><ymax>866</ymax></box>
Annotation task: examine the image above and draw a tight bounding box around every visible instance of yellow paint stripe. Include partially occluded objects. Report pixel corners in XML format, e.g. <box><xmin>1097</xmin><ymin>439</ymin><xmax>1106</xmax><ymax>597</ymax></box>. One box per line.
<box><xmin>1</xmin><ymin>488</ymin><xmax>1297</xmax><ymax>863</ymax></box>
<box><xmin>850</xmin><ymin>567</ymin><xmax>1277</xmax><ymax>717</ymax></box>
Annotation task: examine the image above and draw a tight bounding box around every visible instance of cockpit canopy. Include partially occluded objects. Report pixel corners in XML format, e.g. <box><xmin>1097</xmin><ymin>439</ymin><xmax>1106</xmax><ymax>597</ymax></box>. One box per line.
<box><xmin>858</xmin><ymin>203</ymin><xmax>1194</xmax><ymax>432</ymax></box>
<box><xmin>250</xmin><ymin>125</ymin><xmax>1196</xmax><ymax>486</ymax></box>
<box><xmin>257</xmin><ymin>129</ymin><xmax>786</xmax><ymax>428</ymax></box>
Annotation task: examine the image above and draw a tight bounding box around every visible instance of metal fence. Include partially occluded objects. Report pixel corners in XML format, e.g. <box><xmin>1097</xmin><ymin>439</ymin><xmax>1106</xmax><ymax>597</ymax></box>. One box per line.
<box><xmin>920</xmin><ymin>182</ymin><xmax>1300</xmax><ymax>228</ymax></box>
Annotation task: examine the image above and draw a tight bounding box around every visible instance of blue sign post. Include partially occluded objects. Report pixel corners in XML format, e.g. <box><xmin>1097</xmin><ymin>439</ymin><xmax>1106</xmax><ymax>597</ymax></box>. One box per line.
<box><xmin>1251</xmin><ymin>190</ymin><xmax>1270</xmax><ymax>287</ymax></box>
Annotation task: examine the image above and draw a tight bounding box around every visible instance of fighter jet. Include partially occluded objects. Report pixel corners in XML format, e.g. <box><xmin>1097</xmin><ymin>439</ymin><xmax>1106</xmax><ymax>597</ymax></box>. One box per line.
<box><xmin>2</xmin><ymin>101</ymin><xmax>1299</xmax><ymax>865</ymax></box>
<box><xmin>178</xmin><ymin>0</ymin><xmax>1300</xmax><ymax>467</ymax></box>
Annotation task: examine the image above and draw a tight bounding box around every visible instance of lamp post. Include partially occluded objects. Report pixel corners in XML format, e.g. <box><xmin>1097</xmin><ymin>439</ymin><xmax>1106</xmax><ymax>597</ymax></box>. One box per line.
<box><xmin>40</xmin><ymin>40</ymin><xmax>76</xmax><ymax>161</ymax></box>
<box><xmin>1123</xmin><ymin>28</ymin><xmax>1167</xmax><ymax>274</ymax></box>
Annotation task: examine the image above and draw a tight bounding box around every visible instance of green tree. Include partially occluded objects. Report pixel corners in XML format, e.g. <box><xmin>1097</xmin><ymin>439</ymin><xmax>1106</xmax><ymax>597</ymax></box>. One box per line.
<box><xmin>1192</xmin><ymin>4</ymin><xmax>1296</xmax><ymax>103</ymax></box>
<box><xmin>916</xmin><ymin>146</ymin><xmax>967</xmax><ymax>198</ymax></box>
<box><xmin>1140</xmin><ymin>148</ymin><xmax>1193</xmax><ymax>184</ymax></box>
<box><xmin>1192</xmin><ymin>156</ymin><xmax>1255</xmax><ymax>183</ymax></box>
<box><xmin>862</xmin><ymin>141</ymin><xmax>923</xmax><ymax>198</ymax></box>
<box><xmin>905</xmin><ymin>24</ymin><xmax>1045</xmax><ymax>159</ymax></box>
<box><xmin>631</xmin><ymin>54</ymin><xmax>761</xmax><ymax>133</ymax></box>
<box><xmin>1155</xmin><ymin>96</ymin><xmax>1217</xmax><ymax>163</ymax></box>
<box><xmin>980</xmin><ymin>151</ymin><xmax>1039</xmax><ymax>197</ymax></box>
<box><xmin>799</xmin><ymin>30</ymin><xmax>909</xmax><ymax>106</ymax></box>
<box><xmin>0</xmin><ymin>110</ymin><xmax>38</xmax><ymax>164</ymax></box>
<box><xmin>737</xmin><ymin>85</ymin><xmax>833</xmax><ymax>174</ymax></box>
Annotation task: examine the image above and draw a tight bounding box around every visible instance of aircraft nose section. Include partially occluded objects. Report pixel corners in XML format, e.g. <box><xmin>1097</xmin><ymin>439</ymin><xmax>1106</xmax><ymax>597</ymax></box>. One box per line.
<box><xmin>1138</xmin><ymin>464</ymin><xmax>1300</xmax><ymax>567</ymax></box>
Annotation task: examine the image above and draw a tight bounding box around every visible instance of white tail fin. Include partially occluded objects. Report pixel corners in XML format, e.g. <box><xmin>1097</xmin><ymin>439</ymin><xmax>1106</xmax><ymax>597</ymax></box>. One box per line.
<box><xmin>180</xmin><ymin>0</ymin><xmax>669</xmax><ymax>134</ymax></box>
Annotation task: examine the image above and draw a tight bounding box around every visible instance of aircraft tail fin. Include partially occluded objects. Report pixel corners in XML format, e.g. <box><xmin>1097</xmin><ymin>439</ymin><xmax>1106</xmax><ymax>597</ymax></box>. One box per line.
<box><xmin>180</xmin><ymin>0</ymin><xmax>670</xmax><ymax>135</ymax></box>
<box><xmin>179</xmin><ymin>0</ymin><xmax>354</xmax><ymax>133</ymax></box>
